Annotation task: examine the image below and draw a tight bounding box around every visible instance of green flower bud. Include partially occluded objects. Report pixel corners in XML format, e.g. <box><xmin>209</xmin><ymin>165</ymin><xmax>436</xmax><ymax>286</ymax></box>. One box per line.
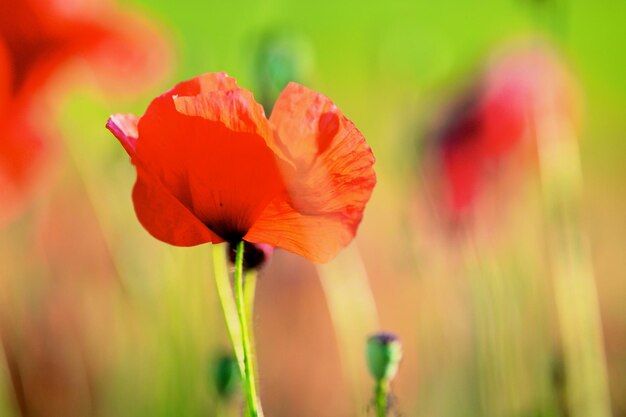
<box><xmin>366</xmin><ymin>332</ymin><xmax>402</xmax><ymax>381</ymax></box>
<box><xmin>253</xmin><ymin>30</ymin><xmax>314</xmax><ymax>113</ymax></box>
<box><xmin>211</xmin><ymin>353</ymin><xmax>240</xmax><ymax>400</ymax></box>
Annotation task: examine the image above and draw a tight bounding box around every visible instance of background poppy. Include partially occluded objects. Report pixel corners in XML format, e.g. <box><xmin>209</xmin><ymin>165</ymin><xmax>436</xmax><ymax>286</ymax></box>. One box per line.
<box><xmin>0</xmin><ymin>0</ymin><xmax>170</xmax><ymax>226</ymax></box>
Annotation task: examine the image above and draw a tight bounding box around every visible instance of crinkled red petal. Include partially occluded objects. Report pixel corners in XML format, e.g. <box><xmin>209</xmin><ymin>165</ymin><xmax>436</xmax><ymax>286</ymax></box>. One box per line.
<box><xmin>246</xmin><ymin>83</ymin><xmax>376</xmax><ymax>262</ymax></box>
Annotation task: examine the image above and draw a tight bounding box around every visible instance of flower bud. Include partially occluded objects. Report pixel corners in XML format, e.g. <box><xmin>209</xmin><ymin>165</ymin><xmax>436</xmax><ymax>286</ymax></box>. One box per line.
<box><xmin>228</xmin><ymin>241</ymin><xmax>274</xmax><ymax>270</ymax></box>
<box><xmin>366</xmin><ymin>332</ymin><xmax>402</xmax><ymax>381</ymax></box>
<box><xmin>253</xmin><ymin>30</ymin><xmax>314</xmax><ymax>113</ymax></box>
<box><xmin>211</xmin><ymin>353</ymin><xmax>240</xmax><ymax>400</ymax></box>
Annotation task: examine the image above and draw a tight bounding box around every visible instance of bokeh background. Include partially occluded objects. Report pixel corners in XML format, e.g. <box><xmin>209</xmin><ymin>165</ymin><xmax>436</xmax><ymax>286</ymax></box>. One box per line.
<box><xmin>1</xmin><ymin>0</ymin><xmax>625</xmax><ymax>416</ymax></box>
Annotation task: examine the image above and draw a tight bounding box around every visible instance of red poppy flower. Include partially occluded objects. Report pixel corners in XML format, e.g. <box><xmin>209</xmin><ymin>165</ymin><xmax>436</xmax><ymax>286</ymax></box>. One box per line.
<box><xmin>436</xmin><ymin>86</ymin><xmax>525</xmax><ymax>216</ymax></box>
<box><xmin>434</xmin><ymin>46</ymin><xmax>575</xmax><ymax>218</ymax></box>
<box><xmin>0</xmin><ymin>0</ymin><xmax>170</xmax><ymax>96</ymax></box>
<box><xmin>106</xmin><ymin>72</ymin><xmax>376</xmax><ymax>263</ymax></box>
<box><xmin>0</xmin><ymin>38</ymin><xmax>48</xmax><ymax>225</ymax></box>
<box><xmin>0</xmin><ymin>0</ymin><xmax>170</xmax><ymax>225</ymax></box>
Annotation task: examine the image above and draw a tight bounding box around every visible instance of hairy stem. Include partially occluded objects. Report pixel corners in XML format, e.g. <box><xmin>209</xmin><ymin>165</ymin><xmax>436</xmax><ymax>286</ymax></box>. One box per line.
<box><xmin>374</xmin><ymin>378</ymin><xmax>389</xmax><ymax>417</ymax></box>
<box><xmin>234</xmin><ymin>241</ymin><xmax>261</xmax><ymax>417</ymax></box>
<box><xmin>212</xmin><ymin>244</ymin><xmax>244</xmax><ymax>375</ymax></box>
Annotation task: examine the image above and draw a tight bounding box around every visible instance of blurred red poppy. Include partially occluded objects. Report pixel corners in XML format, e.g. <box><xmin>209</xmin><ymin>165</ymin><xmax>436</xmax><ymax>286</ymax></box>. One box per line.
<box><xmin>107</xmin><ymin>72</ymin><xmax>376</xmax><ymax>263</ymax></box>
<box><xmin>433</xmin><ymin>45</ymin><xmax>575</xmax><ymax>218</ymax></box>
<box><xmin>0</xmin><ymin>0</ymin><xmax>170</xmax><ymax>225</ymax></box>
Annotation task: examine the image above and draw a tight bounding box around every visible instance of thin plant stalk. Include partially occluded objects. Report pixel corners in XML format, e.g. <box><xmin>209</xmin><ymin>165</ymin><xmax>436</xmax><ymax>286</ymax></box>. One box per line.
<box><xmin>244</xmin><ymin>270</ymin><xmax>260</xmax><ymax>384</ymax></box>
<box><xmin>211</xmin><ymin>245</ymin><xmax>244</xmax><ymax>375</ymax></box>
<box><xmin>535</xmin><ymin>96</ymin><xmax>612</xmax><ymax>417</ymax></box>
<box><xmin>0</xmin><ymin>338</ymin><xmax>18</xmax><ymax>417</ymax></box>
<box><xmin>233</xmin><ymin>241</ymin><xmax>262</xmax><ymax>417</ymax></box>
<box><xmin>318</xmin><ymin>244</ymin><xmax>380</xmax><ymax>411</ymax></box>
<box><xmin>244</xmin><ymin>270</ymin><xmax>257</xmax><ymax>340</ymax></box>
<box><xmin>374</xmin><ymin>379</ymin><xmax>390</xmax><ymax>417</ymax></box>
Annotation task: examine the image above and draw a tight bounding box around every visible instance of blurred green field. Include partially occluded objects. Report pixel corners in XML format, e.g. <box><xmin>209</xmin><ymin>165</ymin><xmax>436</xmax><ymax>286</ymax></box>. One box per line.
<box><xmin>1</xmin><ymin>0</ymin><xmax>625</xmax><ymax>416</ymax></box>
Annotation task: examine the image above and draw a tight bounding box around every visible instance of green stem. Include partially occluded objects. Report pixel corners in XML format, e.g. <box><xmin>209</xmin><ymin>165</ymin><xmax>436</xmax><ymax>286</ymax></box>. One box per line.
<box><xmin>244</xmin><ymin>270</ymin><xmax>257</xmax><ymax>334</ymax></box>
<box><xmin>244</xmin><ymin>270</ymin><xmax>259</xmax><ymax>383</ymax></box>
<box><xmin>374</xmin><ymin>378</ymin><xmax>389</xmax><ymax>417</ymax></box>
<box><xmin>211</xmin><ymin>245</ymin><xmax>244</xmax><ymax>376</ymax></box>
<box><xmin>234</xmin><ymin>241</ymin><xmax>262</xmax><ymax>417</ymax></box>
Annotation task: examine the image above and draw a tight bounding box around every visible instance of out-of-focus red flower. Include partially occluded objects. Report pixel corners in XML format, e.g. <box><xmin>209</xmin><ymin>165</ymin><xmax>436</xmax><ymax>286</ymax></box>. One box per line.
<box><xmin>107</xmin><ymin>72</ymin><xmax>376</xmax><ymax>263</ymax></box>
<box><xmin>0</xmin><ymin>0</ymin><xmax>170</xmax><ymax>226</ymax></box>
<box><xmin>433</xmin><ymin>45</ymin><xmax>576</xmax><ymax>219</ymax></box>
<box><xmin>0</xmin><ymin>0</ymin><xmax>170</xmax><ymax>95</ymax></box>
<box><xmin>0</xmin><ymin>37</ymin><xmax>47</xmax><ymax>226</ymax></box>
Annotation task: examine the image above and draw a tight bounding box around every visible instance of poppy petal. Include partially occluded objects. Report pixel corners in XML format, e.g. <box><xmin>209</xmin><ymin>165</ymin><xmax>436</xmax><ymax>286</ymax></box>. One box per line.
<box><xmin>1</xmin><ymin>0</ymin><xmax>171</xmax><ymax>96</ymax></box>
<box><xmin>245</xmin><ymin>195</ymin><xmax>355</xmax><ymax>263</ymax></box>
<box><xmin>105</xmin><ymin>114</ymin><xmax>138</xmax><ymax>157</ymax></box>
<box><xmin>173</xmin><ymin>87</ymin><xmax>270</xmax><ymax>141</ymax></box>
<box><xmin>78</xmin><ymin>12</ymin><xmax>172</xmax><ymax>95</ymax></box>
<box><xmin>106</xmin><ymin>113</ymin><xmax>220</xmax><ymax>246</ymax></box>
<box><xmin>247</xmin><ymin>83</ymin><xmax>376</xmax><ymax>262</ymax></box>
<box><xmin>0</xmin><ymin>104</ymin><xmax>48</xmax><ymax>226</ymax></box>
<box><xmin>135</xmin><ymin>74</ymin><xmax>284</xmax><ymax>242</ymax></box>
<box><xmin>168</xmin><ymin>71</ymin><xmax>238</xmax><ymax>97</ymax></box>
<box><xmin>0</xmin><ymin>39</ymin><xmax>10</xmax><ymax>112</ymax></box>
<box><xmin>132</xmin><ymin>165</ymin><xmax>221</xmax><ymax>246</ymax></box>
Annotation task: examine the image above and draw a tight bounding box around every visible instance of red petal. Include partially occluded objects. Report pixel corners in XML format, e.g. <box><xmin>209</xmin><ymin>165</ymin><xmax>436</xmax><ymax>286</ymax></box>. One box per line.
<box><xmin>132</xmin><ymin>165</ymin><xmax>221</xmax><ymax>246</ymax></box>
<box><xmin>77</xmin><ymin>11</ymin><xmax>172</xmax><ymax>95</ymax></box>
<box><xmin>0</xmin><ymin>0</ymin><xmax>171</xmax><ymax>95</ymax></box>
<box><xmin>0</xmin><ymin>40</ymin><xmax>10</xmax><ymax>112</ymax></box>
<box><xmin>106</xmin><ymin>114</ymin><xmax>139</xmax><ymax>157</ymax></box>
<box><xmin>442</xmin><ymin>142</ymin><xmax>480</xmax><ymax>215</ymax></box>
<box><xmin>0</xmin><ymin>103</ymin><xmax>48</xmax><ymax>226</ymax></box>
<box><xmin>168</xmin><ymin>71</ymin><xmax>238</xmax><ymax>97</ymax></box>
<box><xmin>246</xmin><ymin>83</ymin><xmax>376</xmax><ymax>262</ymax></box>
<box><xmin>106</xmin><ymin>112</ymin><xmax>220</xmax><ymax>245</ymax></box>
<box><xmin>173</xmin><ymin>78</ymin><xmax>270</xmax><ymax>140</ymax></box>
<box><xmin>245</xmin><ymin>194</ymin><xmax>355</xmax><ymax>263</ymax></box>
<box><xmin>135</xmin><ymin>73</ymin><xmax>284</xmax><ymax>241</ymax></box>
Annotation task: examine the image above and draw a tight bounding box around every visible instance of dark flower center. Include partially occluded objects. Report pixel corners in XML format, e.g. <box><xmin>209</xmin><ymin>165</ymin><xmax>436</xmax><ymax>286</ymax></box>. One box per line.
<box><xmin>227</xmin><ymin>240</ymin><xmax>272</xmax><ymax>270</ymax></box>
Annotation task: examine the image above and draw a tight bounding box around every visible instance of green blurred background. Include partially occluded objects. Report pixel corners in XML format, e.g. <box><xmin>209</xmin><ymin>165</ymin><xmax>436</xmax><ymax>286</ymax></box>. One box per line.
<box><xmin>1</xmin><ymin>0</ymin><xmax>625</xmax><ymax>416</ymax></box>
